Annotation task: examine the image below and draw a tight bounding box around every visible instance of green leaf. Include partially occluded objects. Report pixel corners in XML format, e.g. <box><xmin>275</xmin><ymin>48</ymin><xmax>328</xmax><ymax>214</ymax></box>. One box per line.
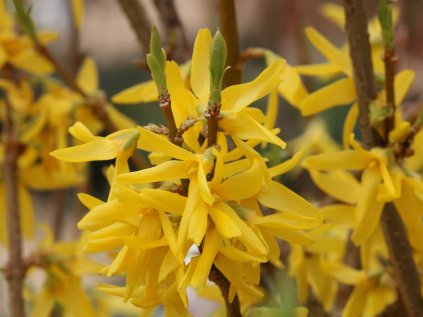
<box><xmin>378</xmin><ymin>0</ymin><xmax>394</xmax><ymax>49</ymax></box>
<box><xmin>150</xmin><ymin>26</ymin><xmax>166</xmax><ymax>70</ymax></box>
<box><xmin>146</xmin><ymin>54</ymin><xmax>166</xmax><ymax>97</ymax></box>
<box><xmin>13</xmin><ymin>0</ymin><xmax>37</xmax><ymax>41</ymax></box>
<box><xmin>209</xmin><ymin>30</ymin><xmax>227</xmax><ymax>104</ymax></box>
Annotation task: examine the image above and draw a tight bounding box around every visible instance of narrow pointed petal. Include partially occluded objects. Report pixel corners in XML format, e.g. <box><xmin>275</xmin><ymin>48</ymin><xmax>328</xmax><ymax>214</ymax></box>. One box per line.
<box><xmin>258</xmin><ymin>181</ymin><xmax>321</xmax><ymax>219</ymax></box>
<box><xmin>220</xmin><ymin>113</ymin><xmax>286</xmax><ymax>148</ymax></box>
<box><xmin>343</xmin><ymin>103</ymin><xmax>358</xmax><ymax>148</ymax></box>
<box><xmin>269</xmin><ymin>150</ymin><xmax>304</xmax><ymax>177</ymax></box>
<box><xmin>352</xmin><ymin>166</ymin><xmax>385</xmax><ymax>245</ymax></box>
<box><xmin>300</xmin><ymin>77</ymin><xmax>356</xmax><ymax>116</ymax></box>
<box><xmin>305</xmin><ymin>27</ymin><xmax>351</xmax><ymax>75</ymax></box>
<box><xmin>302</xmin><ymin>150</ymin><xmax>371</xmax><ymax>171</ymax></box>
<box><xmin>395</xmin><ymin>70</ymin><xmax>414</xmax><ymax>106</ymax></box>
<box><xmin>76</xmin><ymin>57</ymin><xmax>98</xmax><ymax>95</ymax></box>
<box><xmin>213</xmin><ymin>159</ymin><xmax>263</xmax><ymax>201</ymax></box>
<box><xmin>118</xmin><ymin>160</ymin><xmax>191</xmax><ymax>184</ymax></box>
<box><xmin>221</xmin><ymin>59</ymin><xmax>286</xmax><ymax>113</ymax></box>
<box><xmin>137</xmin><ymin>127</ymin><xmax>197</xmax><ymax>161</ymax></box>
<box><xmin>209</xmin><ymin>205</ymin><xmax>241</xmax><ymax>239</ymax></box>
<box><xmin>190</xmin><ymin>29</ymin><xmax>212</xmax><ymax>103</ymax></box>
<box><xmin>191</xmin><ymin>228</ymin><xmax>222</xmax><ymax>291</ymax></box>
<box><xmin>140</xmin><ymin>188</ymin><xmax>186</xmax><ymax>216</ymax></box>
<box><xmin>296</xmin><ymin>63</ymin><xmax>342</xmax><ymax>76</ymax></box>
<box><xmin>309</xmin><ymin>169</ymin><xmax>360</xmax><ymax>204</ymax></box>
<box><xmin>112</xmin><ymin>80</ymin><xmax>158</xmax><ymax>104</ymax></box>
<box><xmin>50</xmin><ymin>139</ymin><xmax>120</xmax><ymax>162</ymax></box>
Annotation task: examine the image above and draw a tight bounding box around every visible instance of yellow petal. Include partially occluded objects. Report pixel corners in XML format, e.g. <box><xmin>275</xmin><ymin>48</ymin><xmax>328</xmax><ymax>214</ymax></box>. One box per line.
<box><xmin>78</xmin><ymin>193</ymin><xmax>104</xmax><ymax>209</ymax></box>
<box><xmin>166</xmin><ymin>61</ymin><xmax>199</xmax><ymax>125</ymax></box>
<box><xmin>343</xmin><ymin>103</ymin><xmax>359</xmax><ymax>149</ymax></box>
<box><xmin>188</xmin><ymin>195</ymin><xmax>209</xmax><ymax>246</ymax></box>
<box><xmin>321</xmin><ymin>261</ymin><xmax>364</xmax><ymax>285</ymax></box>
<box><xmin>221</xmin><ymin>58</ymin><xmax>286</xmax><ymax>113</ymax></box>
<box><xmin>296</xmin><ymin>63</ymin><xmax>342</xmax><ymax>76</ymax></box>
<box><xmin>269</xmin><ymin>150</ymin><xmax>304</xmax><ymax>177</ymax></box>
<box><xmin>158</xmin><ymin>210</ymin><xmax>182</xmax><ymax>261</ymax></box>
<box><xmin>264</xmin><ymin>90</ymin><xmax>278</xmax><ymax>131</ymax></box>
<box><xmin>258</xmin><ymin>181</ymin><xmax>321</xmax><ymax>219</ymax></box>
<box><xmin>213</xmin><ymin>159</ymin><xmax>263</xmax><ymax>201</ymax></box>
<box><xmin>112</xmin><ymin>80</ymin><xmax>158</xmax><ymax>104</ymax></box>
<box><xmin>140</xmin><ymin>188</ymin><xmax>186</xmax><ymax>216</ymax></box>
<box><xmin>219</xmin><ymin>246</ymin><xmax>266</xmax><ymax>263</ymax></box>
<box><xmin>118</xmin><ymin>160</ymin><xmax>191</xmax><ymax>184</ymax></box>
<box><xmin>343</xmin><ymin>283</ymin><xmax>368</xmax><ymax>317</ymax></box>
<box><xmin>265</xmin><ymin>51</ymin><xmax>308</xmax><ymax>107</ymax></box>
<box><xmin>320</xmin><ymin>3</ymin><xmax>344</xmax><ymax>29</ymax></box>
<box><xmin>300</xmin><ymin>77</ymin><xmax>355</xmax><ymax>116</ymax></box>
<box><xmin>309</xmin><ymin>169</ymin><xmax>360</xmax><ymax>204</ymax></box>
<box><xmin>50</xmin><ymin>139</ymin><xmax>120</xmax><ymax>162</ymax></box>
<box><xmin>0</xmin><ymin>45</ymin><xmax>7</xmax><ymax>69</ymax></box>
<box><xmin>30</xmin><ymin>289</ymin><xmax>54</xmax><ymax>317</ymax></box>
<box><xmin>320</xmin><ymin>204</ymin><xmax>355</xmax><ymax>226</ymax></box>
<box><xmin>71</xmin><ymin>0</ymin><xmax>84</xmax><ymax>27</ymax></box>
<box><xmin>218</xmin><ymin>202</ymin><xmax>268</xmax><ymax>255</ymax></box>
<box><xmin>220</xmin><ymin>113</ymin><xmax>286</xmax><ymax>148</ymax></box>
<box><xmin>190</xmin><ymin>29</ymin><xmax>212</xmax><ymax>103</ymax></box>
<box><xmin>76</xmin><ymin>57</ymin><xmax>98</xmax><ymax>95</ymax></box>
<box><xmin>191</xmin><ymin>227</ymin><xmax>222</xmax><ymax>291</ymax></box>
<box><xmin>305</xmin><ymin>27</ymin><xmax>351</xmax><ymax>75</ymax></box>
<box><xmin>57</xmin><ymin>276</ymin><xmax>96</xmax><ymax>317</ymax></box>
<box><xmin>10</xmin><ymin>49</ymin><xmax>53</xmax><ymax>74</ymax></box>
<box><xmin>77</xmin><ymin>199</ymin><xmax>140</xmax><ymax>230</ymax></box>
<box><xmin>209</xmin><ymin>205</ymin><xmax>242</xmax><ymax>239</ymax></box>
<box><xmin>69</xmin><ymin>121</ymin><xmax>97</xmax><ymax>142</ymax></box>
<box><xmin>352</xmin><ymin>166</ymin><xmax>385</xmax><ymax>245</ymax></box>
<box><xmin>302</xmin><ymin>150</ymin><xmax>371</xmax><ymax>171</ymax></box>
<box><xmin>253</xmin><ymin>212</ymin><xmax>321</xmax><ymax>230</ymax></box>
<box><xmin>137</xmin><ymin>127</ymin><xmax>197</xmax><ymax>161</ymax></box>
<box><xmin>395</xmin><ymin>70</ymin><xmax>414</xmax><ymax>106</ymax></box>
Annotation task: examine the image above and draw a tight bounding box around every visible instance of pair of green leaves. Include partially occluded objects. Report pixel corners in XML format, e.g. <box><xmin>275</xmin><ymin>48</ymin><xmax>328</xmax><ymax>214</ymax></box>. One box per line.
<box><xmin>147</xmin><ymin>27</ymin><xmax>227</xmax><ymax>105</ymax></box>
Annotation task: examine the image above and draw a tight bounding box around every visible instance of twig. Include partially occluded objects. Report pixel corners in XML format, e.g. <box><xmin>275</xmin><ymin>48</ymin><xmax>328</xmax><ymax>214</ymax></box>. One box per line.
<box><xmin>343</xmin><ymin>1</ymin><xmax>423</xmax><ymax>316</ymax></box>
<box><xmin>382</xmin><ymin>48</ymin><xmax>398</xmax><ymax>140</ymax></box>
<box><xmin>381</xmin><ymin>203</ymin><xmax>423</xmax><ymax>317</ymax></box>
<box><xmin>3</xmin><ymin>97</ymin><xmax>26</xmax><ymax>317</ymax></box>
<box><xmin>343</xmin><ymin>0</ymin><xmax>381</xmax><ymax>149</ymax></box>
<box><xmin>153</xmin><ymin>0</ymin><xmax>190</xmax><ymax>62</ymax></box>
<box><xmin>219</xmin><ymin>0</ymin><xmax>241</xmax><ymax>87</ymax></box>
<box><xmin>116</xmin><ymin>0</ymin><xmax>152</xmax><ymax>54</ymax></box>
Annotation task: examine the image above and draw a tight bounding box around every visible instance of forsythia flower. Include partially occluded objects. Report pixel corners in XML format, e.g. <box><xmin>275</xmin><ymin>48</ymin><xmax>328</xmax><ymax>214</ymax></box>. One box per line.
<box><xmin>52</xmin><ymin>28</ymin><xmax>323</xmax><ymax>316</ymax></box>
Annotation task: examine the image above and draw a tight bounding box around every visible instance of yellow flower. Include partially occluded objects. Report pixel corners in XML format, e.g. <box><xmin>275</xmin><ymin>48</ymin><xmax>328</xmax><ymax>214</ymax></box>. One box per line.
<box><xmin>165</xmin><ymin>29</ymin><xmax>287</xmax><ymax>149</ymax></box>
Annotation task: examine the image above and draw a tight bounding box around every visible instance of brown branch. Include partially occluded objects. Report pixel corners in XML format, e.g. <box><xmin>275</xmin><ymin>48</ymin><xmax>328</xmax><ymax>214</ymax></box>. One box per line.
<box><xmin>381</xmin><ymin>203</ymin><xmax>423</xmax><ymax>317</ymax></box>
<box><xmin>116</xmin><ymin>0</ymin><xmax>152</xmax><ymax>54</ymax></box>
<box><xmin>343</xmin><ymin>0</ymin><xmax>381</xmax><ymax>149</ymax></box>
<box><xmin>3</xmin><ymin>97</ymin><xmax>26</xmax><ymax>317</ymax></box>
<box><xmin>219</xmin><ymin>0</ymin><xmax>241</xmax><ymax>87</ymax></box>
<box><xmin>383</xmin><ymin>48</ymin><xmax>398</xmax><ymax>140</ymax></box>
<box><xmin>343</xmin><ymin>1</ymin><xmax>423</xmax><ymax>316</ymax></box>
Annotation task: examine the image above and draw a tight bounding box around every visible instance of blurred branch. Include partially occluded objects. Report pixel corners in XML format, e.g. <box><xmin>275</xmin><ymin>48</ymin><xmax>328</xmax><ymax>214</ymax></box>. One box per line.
<box><xmin>3</xmin><ymin>95</ymin><xmax>26</xmax><ymax>317</ymax></box>
<box><xmin>219</xmin><ymin>0</ymin><xmax>241</xmax><ymax>87</ymax></box>
<box><xmin>117</xmin><ymin>0</ymin><xmax>152</xmax><ymax>54</ymax></box>
<box><xmin>153</xmin><ymin>0</ymin><xmax>190</xmax><ymax>61</ymax></box>
<box><xmin>343</xmin><ymin>1</ymin><xmax>423</xmax><ymax>316</ymax></box>
<box><xmin>343</xmin><ymin>0</ymin><xmax>380</xmax><ymax>149</ymax></box>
